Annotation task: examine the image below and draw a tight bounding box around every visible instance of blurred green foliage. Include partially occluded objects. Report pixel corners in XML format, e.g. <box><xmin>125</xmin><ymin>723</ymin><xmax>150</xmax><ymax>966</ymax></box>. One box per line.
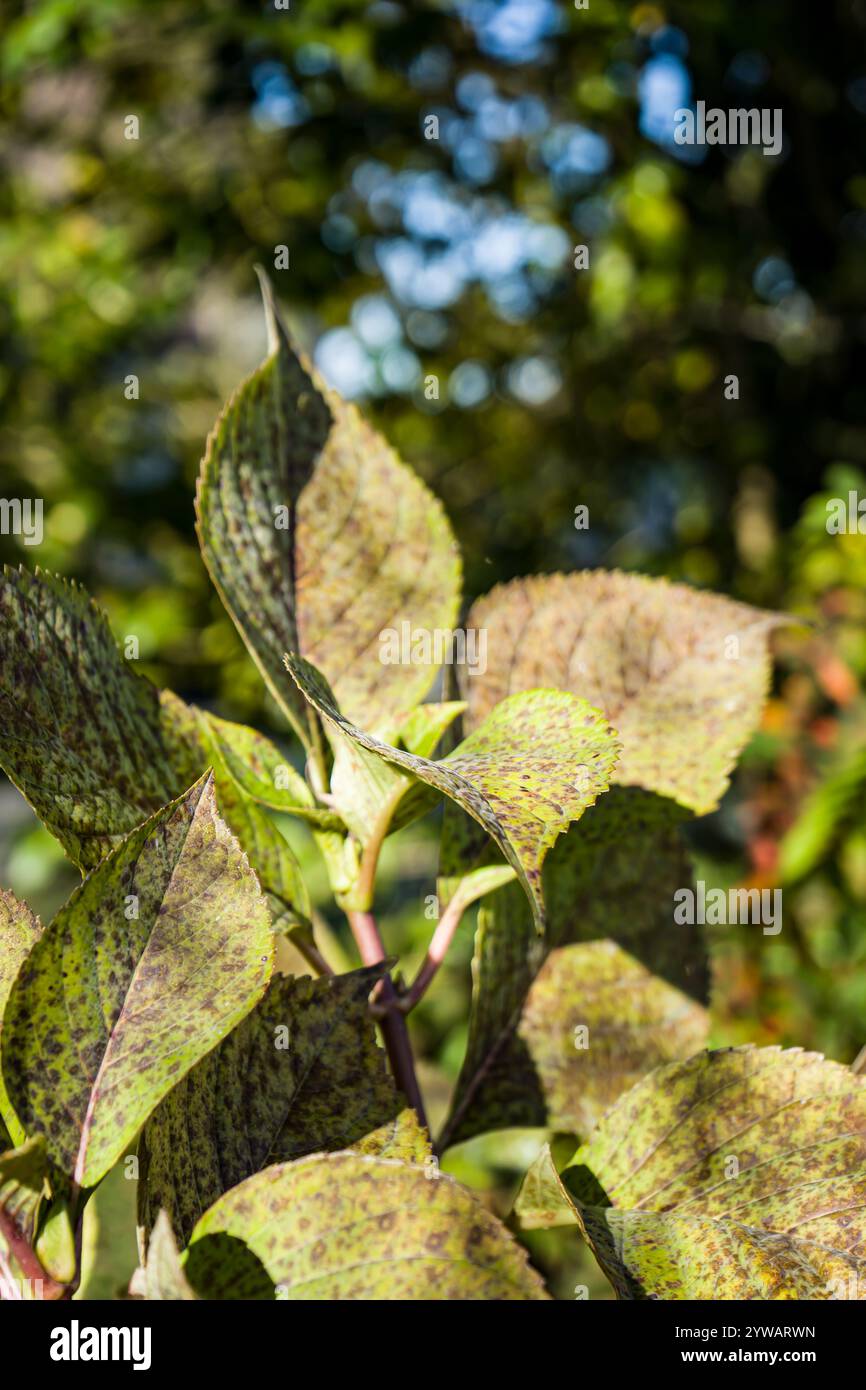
<box><xmin>2</xmin><ymin>0</ymin><xmax>866</xmax><ymax>1297</ymax></box>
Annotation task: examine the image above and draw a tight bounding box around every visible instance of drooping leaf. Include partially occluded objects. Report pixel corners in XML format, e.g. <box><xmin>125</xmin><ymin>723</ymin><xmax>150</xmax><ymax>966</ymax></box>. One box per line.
<box><xmin>184</xmin><ymin>1152</ymin><xmax>549</xmax><ymax>1300</ymax></box>
<box><xmin>0</xmin><ymin>567</ymin><xmax>189</xmax><ymax>869</ymax></box>
<box><xmin>462</xmin><ymin>571</ymin><xmax>788</xmax><ymax>815</ymax></box>
<box><xmin>2</xmin><ymin>774</ymin><xmax>273</xmax><ymax>1189</ymax></box>
<box><xmin>517</xmin><ymin>1047</ymin><xmax>866</xmax><ymax>1300</ymax></box>
<box><xmin>201</xmin><ymin>710</ymin><xmax>342</xmax><ymax>828</ymax></box>
<box><xmin>195</xmin><ymin>272</ymin><xmax>462</xmax><ymax>738</ymax></box>
<box><xmin>0</xmin><ymin>889</ymin><xmax>41</xmax><ymax>1145</ymax></box>
<box><xmin>441</xmin><ymin>788</ymin><xmax>709</xmax><ymax>1149</ymax></box>
<box><xmin>326</xmin><ymin>700</ymin><xmax>467</xmax><ymax>851</ymax></box>
<box><xmin>137</xmin><ymin>965</ymin><xmax>402</xmax><ymax>1246</ymax></box>
<box><xmin>286</xmin><ymin>652</ymin><xmax>619</xmax><ymax>925</ymax></box>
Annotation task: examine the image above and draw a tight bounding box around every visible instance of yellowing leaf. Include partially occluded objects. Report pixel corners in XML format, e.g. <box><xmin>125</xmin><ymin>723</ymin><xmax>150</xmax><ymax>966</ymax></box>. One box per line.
<box><xmin>1</xmin><ymin>775</ymin><xmax>273</xmax><ymax>1189</ymax></box>
<box><xmin>518</xmin><ymin>1047</ymin><xmax>866</xmax><ymax>1300</ymax></box>
<box><xmin>463</xmin><ymin>571</ymin><xmax>788</xmax><ymax>815</ymax></box>
<box><xmin>196</xmin><ymin>273</ymin><xmax>461</xmax><ymax>737</ymax></box>
<box><xmin>442</xmin><ymin>788</ymin><xmax>708</xmax><ymax>1148</ymax></box>
<box><xmin>185</xmin><ymin>1152</ymin><xmax>549</xmax><ymax>1300</ymax></box>
<box><xmin>0</xmin><ymin>569</ymin><xmax>317</xmax><ymax>944</ymax></box>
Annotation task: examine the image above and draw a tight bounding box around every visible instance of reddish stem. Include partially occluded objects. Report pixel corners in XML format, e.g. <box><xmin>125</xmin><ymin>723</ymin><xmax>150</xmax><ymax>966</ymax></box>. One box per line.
<box><xmin>0</xmin><ymin>1207</ymin><xmax>67</xmax><ymax>1301</ymax></box>
<box><xmin>348</xmin><ymin>910</ymin><xmax>428</xmax><ymax>1130</ymax></box>
<box><xmin>396</xmin><ymin>892</ymin><xmax>468</xmax><ymax>1014</ymax></box>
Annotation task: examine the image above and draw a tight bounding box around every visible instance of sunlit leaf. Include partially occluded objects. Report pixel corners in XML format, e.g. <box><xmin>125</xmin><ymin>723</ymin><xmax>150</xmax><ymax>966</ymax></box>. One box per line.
<box><xmin>196</xmin><ymin>272</ymin><xmax>462</xmax><ymax>738</ymax></box>
<box><xmin>286</xmin><ymin>652</ymin><xmax>619</xmax><ymax>924</ymax></box>
<box><xmin>184</xmin><ymin>1151</ymin><xmax>549</xmax><ymax>1300</ymax></box>
<box><xmin>441</xmin><ymin>789</ymin><xmax>708</xmax><ymax>1148</ymax></box>
<box><xmin>463</xmin><ymin>571</ymin><xmax>788</xmax><ymax>815</ymax></box>
<box><xmin>517</xmin><ymin>1046</ymin><xmax>866</xmax><ymax>1300</ymax></box>
<box><xmin>0</xmin><ymin>890</ymin><xmax>41</xmax><ymax>1146</ymax></box>
<box><xmin>2</xmin><ymin>774</ymin><xmax>273</xmax><ymax>1189</ymax></box>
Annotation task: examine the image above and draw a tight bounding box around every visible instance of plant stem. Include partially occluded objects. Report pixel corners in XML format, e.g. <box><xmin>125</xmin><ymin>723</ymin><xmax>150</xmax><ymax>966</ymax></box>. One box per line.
<box><xmin>347</xmin><ymin>909</ymin><xmax>428</xmax><ymax>1131</ymax></box>
<box><xmin>396</xmin><ymin>892</ymin><xmax>469</xmax><ymax>1013</ymax></box>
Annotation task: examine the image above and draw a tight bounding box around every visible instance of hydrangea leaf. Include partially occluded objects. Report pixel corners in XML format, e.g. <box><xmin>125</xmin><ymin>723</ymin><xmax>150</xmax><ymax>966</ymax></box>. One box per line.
<box><xmin>157</xmin><ymin>691</ymin><xmax>312</xmax><ymax>938</ymax></box>
<box><xmin>441</xmin><ymin>789</ymin><xmax>709</xmax><ymax>1149</ymax></box>
<box><xmin>184</xmin><ymin>1152</ymin><xmax>549</xmax><ymax>1300</ymax></box>
<box><xmin>1</xmin><ymin>774</ymin><xmax>273</xmax><ymax>1190</ymax></box>
<box><xmin>200</xmin><ymin>711</ymin><xmax>342</xmax><ymax>829</ymax></box>
<box><xmin>0</xmin><ymin>568</ymin><xmax>319</xmax><ymax>944</ymax></box>
<box><xmin>286</xmin><ymin>652</ymin><xmax>619</xmax><ymax>926</ymax></box>
<box><xmin>195</xmin><ymin>272</ymin><xmax>462</xmax><ymax>738</ymax></box>
<box><xmin>519</xmin><ymin>1047</ymin><xmax>866</xmax><ymax>1300</ymax></box>
<box><xmin>353</xmin><ymin>1108</ymin><xmax>433</xmax><ymax>1164</ymax></box>
<box><xmin>137</xmin><ymin>965</ymin><xmax>402</xmax><ymax>1246</ymax></box>
<box><xmin>463</xmin><ymin>571</ymin><xmax>789</xmax><ymax>815</ymax></box>
<box><xmin>141</xmin><ymin>1211</ymin><xmax>198</xmax><ymax>1301</ymax></box>
<box><xmin>0</xmin><ymin>890</ymin><xmax>42</xmax><ymax>1146</ymax></box>
<box><xmin>0</xmin><ymin>566</ymin><xmax>188</xmax><ymax>869</ymax></box>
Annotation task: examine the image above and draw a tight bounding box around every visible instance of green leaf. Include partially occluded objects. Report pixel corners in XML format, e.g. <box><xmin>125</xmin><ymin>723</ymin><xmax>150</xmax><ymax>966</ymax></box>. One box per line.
<box><xmin>0</xmin><ymin>567</ymin><xmax>190</xmax><ymax>869</ymax></box>
<box><xmin>441</xmin><ymin>789</ymin><xmax>709</xmax><ymax>1149</ymax></box>
<box><xmin>201</xmin><ymin>710</ymin><xmax>342</xmax><ymax>828</ymax></box>
<box><xmin>0</xmin><ymin>1137</ymin><xmax>49</xmax><ymax>1299</ymax></box>
<box><xmin>159</xmin><ymin>690</ymin><xmax>312</xmax><ymax>938</ymax></box>
<box><xmin>324</xmin><ymin>700</ymin><xmax>468</xmax><ymax>853</ymax></box>
<box><xmin>519</xmin><ymin>1046</ymin><xmax>866</xmax><ymax>1300</ymax></box>
<box><xmin>184</xmin><ymin>1151</ymin><xmax>549</xmax><ymax>1300</ymax></box>
<box><xmin>137</xmin><ymin>965</ymin><xmax>403</xmax><ymax>1246</ymax></box>
<box><xmin>196</xmin><ymin>272</ymin><xmax>462</xmax><ymax>738</ymax></box>
<box><xmin>141</xmin><ymin>1211</ymin><xmax>198</xmax><ymax>1301</ymax></box>
<box><xmin>0</xmin><ymin>568</ymin><xmax>313</xmax><ymax>939</ymax></box>
<box><xmin>0</xmin><ymin>889</ymin><xmax>41</xmax><ymax>1146</ymax></box>
<box><xmin>286</xmin><ymin>652</ymin><xmax>619</xmax><ymax>924</ymax></box>
<box><xmin>779</xmin><ymin>716</ymin><xmax>866</xmax><ymax>883</ymax></box>
<box><xmin>2</xmin><ymin>774</ymin><xmax>273</xmax><ymax>1189</ymax></box>
<box><xmin>463</xmin><ymin>571</ymin><xmax>788</xmax><ymax>815</ymax></box>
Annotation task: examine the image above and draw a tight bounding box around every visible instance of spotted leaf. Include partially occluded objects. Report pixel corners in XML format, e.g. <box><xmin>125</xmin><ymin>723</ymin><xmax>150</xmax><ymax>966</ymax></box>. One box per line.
<box><xmin>516</xmin><ymin>1047</ymin><xmax>866</xmax><ymax>1300</ymax></box>
<box><xmin>1</xmin><ymin>774</ymin><xmax>273</xmax><ymax>1189</ymax></box>
<box><xmin>286</xmin><ymin>652</ymin><xmax>619</xmax><ymax>926</ymax></box>
<box><xmin>183</xmin><ymin>1152</ymin><xmax>549</xmax><ymax>1300</ymax></box>
<box><xmin>441</xmin><ymin>788</ymin><xmax>708</xmax><ymax>1149</ymax></box>
<box><xmin>196</xmin><ymin>272</ymin><xmax>462</xmax><ymax>739</ymax></box>
<box><xmin>462</xmin><ymin>571</ymin><xmax>789</xmax><ymax>815</ymax></box>
<box><xmin>137</xmin><ymin>965</ymin><xmax>402</xmax><ymax>1246</ymax></box>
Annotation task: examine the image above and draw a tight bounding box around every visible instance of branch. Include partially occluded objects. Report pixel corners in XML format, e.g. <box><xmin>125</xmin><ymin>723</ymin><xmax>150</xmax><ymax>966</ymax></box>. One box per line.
<box><xmin>394</xmin><ymin>891</ymin><xmax>471</xmax><ymax>1014</ymax></box>
<box><xmin>347</xmin><ymin>910</ymin><xmax>428</xmax><ymax>1131</ymax></box>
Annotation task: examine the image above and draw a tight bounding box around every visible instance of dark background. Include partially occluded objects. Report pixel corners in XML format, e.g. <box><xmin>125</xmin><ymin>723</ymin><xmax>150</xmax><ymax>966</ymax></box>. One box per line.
<box><xmin>1</xmin><ymin>0</ymin><xmax>865</xmax><ymax>1296</ymax></box>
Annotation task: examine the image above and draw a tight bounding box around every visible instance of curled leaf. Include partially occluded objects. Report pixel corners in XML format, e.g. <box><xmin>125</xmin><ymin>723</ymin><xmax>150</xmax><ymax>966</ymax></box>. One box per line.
<box><xmin>286</xmin><ymin>652</ymin><xmax>619</xmax><ymax>926</ymax></box>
